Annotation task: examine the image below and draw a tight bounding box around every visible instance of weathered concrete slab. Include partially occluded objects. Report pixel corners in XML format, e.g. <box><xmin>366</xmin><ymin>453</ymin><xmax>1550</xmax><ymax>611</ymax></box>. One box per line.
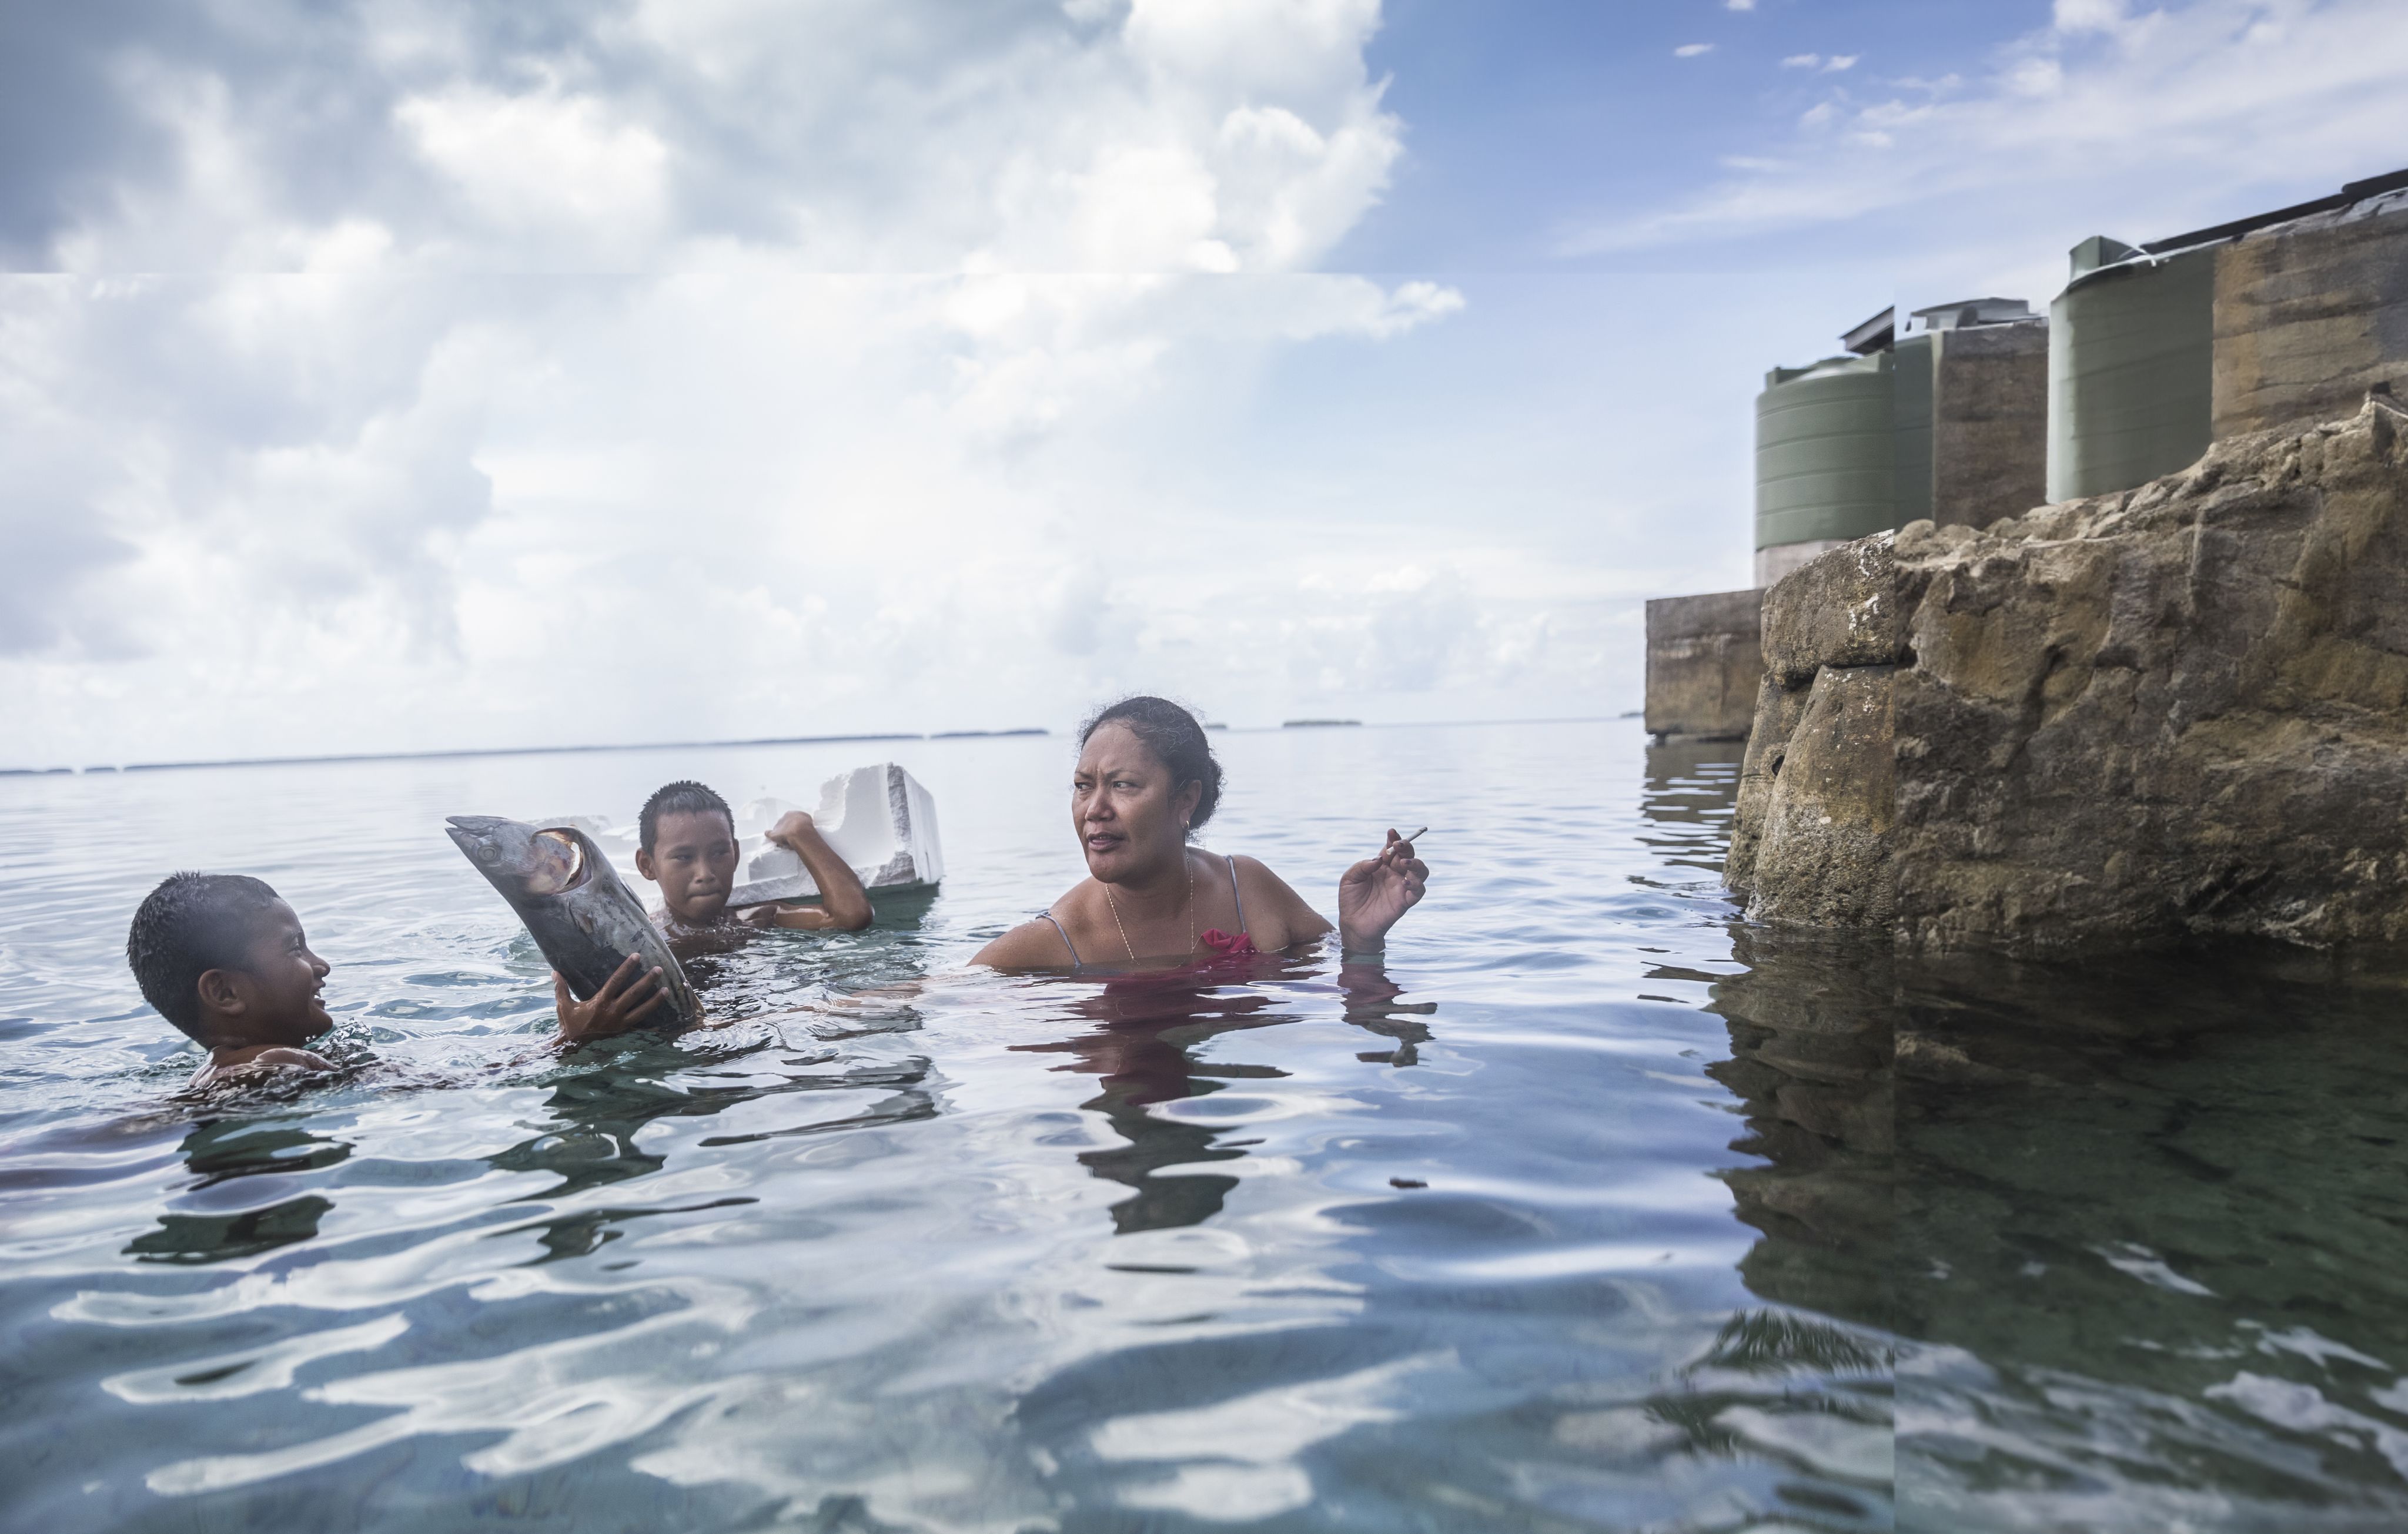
<box><xmin>1932</xmin><ymin>322</ymin><xmax>2050</xmax><ymax>530</ymax></box>
<box><xmin>2215</xmin><ymin>195</ymin><xmax>2408</xmax><ymax>440</ymax></box>
<box><xmin>1644</xmin><ymin>588</ymin><xmax>1764</xmax><ymax>741</ymax></box>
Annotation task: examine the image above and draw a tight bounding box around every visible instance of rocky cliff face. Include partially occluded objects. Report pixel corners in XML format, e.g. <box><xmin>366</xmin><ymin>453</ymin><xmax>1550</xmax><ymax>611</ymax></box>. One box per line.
<box><xmin>1728</xmin><ymin>395</ymin><xmax>2408</xmax><ymax>949</ymax></box>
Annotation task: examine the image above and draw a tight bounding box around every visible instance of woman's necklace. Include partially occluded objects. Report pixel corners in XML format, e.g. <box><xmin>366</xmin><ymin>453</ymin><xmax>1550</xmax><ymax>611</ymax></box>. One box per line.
<box><xmin>1104</xmin><ymin>852</ymin><xmax>1194</xmax><ymax>963</ymax></box>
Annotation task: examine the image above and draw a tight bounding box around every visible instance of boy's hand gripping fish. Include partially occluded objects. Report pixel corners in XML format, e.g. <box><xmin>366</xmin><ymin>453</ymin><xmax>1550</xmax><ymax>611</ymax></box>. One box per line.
<box><xmin>446</xmin><ymin>816</ymin><xmax>701</xmax><ymax>1030</ymax></box>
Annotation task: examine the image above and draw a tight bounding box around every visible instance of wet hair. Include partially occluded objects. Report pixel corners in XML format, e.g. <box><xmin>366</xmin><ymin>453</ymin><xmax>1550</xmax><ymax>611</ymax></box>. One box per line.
<box><xmin>126</xmin><ymin>873</ymin><xmax>285</xmax><ymax>1039</ymax></box>
<box><xmin>640</xmin><ymin>781</ymin><xmax>734</xmax><ymax>853</ymax></box>
<box><xmin>1079</xmin><ymin>695</ymin><xmax>1223</xmax><ymax>835</ymax></box>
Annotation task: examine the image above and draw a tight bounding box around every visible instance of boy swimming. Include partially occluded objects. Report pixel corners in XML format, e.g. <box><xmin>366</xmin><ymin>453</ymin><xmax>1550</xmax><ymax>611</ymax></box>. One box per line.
<box><xmin>637</xmin><ymin>781</ymin><xmax>874</xmax><ymax>951</ymax></box>
<box><xmin>126</xmin><ymin>874</ymin><xmax>339</xmax><ymax>1090</ymax></box>
<box><xmin>128</xmin><ymin>872</ymin><xmax>678</xmax><ymax>1086</ymax></box>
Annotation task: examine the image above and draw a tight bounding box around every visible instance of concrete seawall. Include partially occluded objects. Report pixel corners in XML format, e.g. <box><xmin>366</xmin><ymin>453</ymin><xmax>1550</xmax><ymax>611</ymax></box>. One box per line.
<box><xmin>1644</xmin><ymin>590</ymin><xmax>1764</xmax><ymax>742</ymax></box>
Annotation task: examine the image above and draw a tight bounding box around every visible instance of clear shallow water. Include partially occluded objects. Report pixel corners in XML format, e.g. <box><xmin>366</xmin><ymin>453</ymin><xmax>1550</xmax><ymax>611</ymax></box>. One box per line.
<box><xmin>0</xmin><ymin>721</ymin><xmax>2399</xmax><ymax>1532</ymax></box>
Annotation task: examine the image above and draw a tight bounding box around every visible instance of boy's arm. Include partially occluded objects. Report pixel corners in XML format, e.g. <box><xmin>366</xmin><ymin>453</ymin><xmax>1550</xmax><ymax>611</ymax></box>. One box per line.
<box><xmin>758</xmin><ymin>812</ymin><xmax>875</xmax><ymax>931</ymax></box>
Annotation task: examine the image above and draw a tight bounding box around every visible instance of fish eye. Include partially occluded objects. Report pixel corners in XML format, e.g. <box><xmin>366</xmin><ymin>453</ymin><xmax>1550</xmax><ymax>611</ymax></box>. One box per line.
<box><xmin>526</xmin><ymin>830</ymin><xmax>587</xmax><ymax>895</ymax></box>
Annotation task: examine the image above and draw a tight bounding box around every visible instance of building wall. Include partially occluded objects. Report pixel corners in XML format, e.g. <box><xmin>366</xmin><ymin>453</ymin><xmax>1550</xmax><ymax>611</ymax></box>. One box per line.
<box><xmin>1891</xmin><ymin>335</ymin><xmax>1935</xmax><ymax>527</ymax></box>
<box><xmin>2213</xmin><ymin>196</ymin><xmax>2408</xmax><ymax>439</ymax></box>
<box><xmin>1931</xmin><ymin>323</ymin><xmax>2050</xmax><ymax>529</ymax></box>
<box><xmin>1644</xmin><ymin>588</ymin><xmax>1764</xmax><ymax>742</ymax></box>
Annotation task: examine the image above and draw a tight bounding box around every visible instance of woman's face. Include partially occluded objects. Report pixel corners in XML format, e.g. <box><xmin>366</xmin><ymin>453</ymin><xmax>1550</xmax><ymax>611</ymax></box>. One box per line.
<box><xmin>1072</xmin><ymin>723</ymin><xmax>1200</xmax><ymax>884</ymax></box>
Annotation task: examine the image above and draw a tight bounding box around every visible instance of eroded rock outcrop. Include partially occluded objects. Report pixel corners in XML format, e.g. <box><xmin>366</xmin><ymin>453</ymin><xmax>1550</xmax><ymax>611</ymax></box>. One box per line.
<box><xmin>1727</xmin><ymin>395</ymin><xmax>2408</xmax><ymax>949</ymax></box>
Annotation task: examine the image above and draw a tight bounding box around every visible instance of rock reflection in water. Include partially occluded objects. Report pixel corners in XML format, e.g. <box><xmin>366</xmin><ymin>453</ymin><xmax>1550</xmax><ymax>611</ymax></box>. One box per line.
<box><xmin>1888</xmin><ymin>946</ymin><xmax>2408</xmax><ymax>1526</ymax></box>
<box><xmin>1703</xmin><ymin>905</ymin><xmax>2408</xmax><ymax>1523</ymax></box>
<box><xmin>1657</xmin><ymin>714</ymin><xmax>2408</xmax><ymax>1524</ymax></box>
<box><xmin>1707</xmin><ymin>926</ymin><xmax>1898</xmax><ymax>1335</ymax></box>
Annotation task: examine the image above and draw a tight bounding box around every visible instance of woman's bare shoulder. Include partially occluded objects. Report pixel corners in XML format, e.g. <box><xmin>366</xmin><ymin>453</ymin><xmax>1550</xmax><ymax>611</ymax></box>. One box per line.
<box><xmin>1225</xmin><ymin>853</ymin><xmax>1309</xmax><ymax>906</ymax></box>
<box><xmin>972</xmin><ymin>904</ymin><xmax>1085</xmax><ymax>969</ymax></box>
<box><xmin>1222</xmin><ymin>852</ymin><xmax>1333</xmax><ymax>936</ymax></box>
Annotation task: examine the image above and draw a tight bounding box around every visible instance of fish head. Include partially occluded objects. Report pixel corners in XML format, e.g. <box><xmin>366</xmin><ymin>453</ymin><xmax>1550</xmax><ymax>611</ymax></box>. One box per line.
<box><xmin>446</xmin><ymin>815</ymin><xmax>593</xmax><ymax>898</ymax></box>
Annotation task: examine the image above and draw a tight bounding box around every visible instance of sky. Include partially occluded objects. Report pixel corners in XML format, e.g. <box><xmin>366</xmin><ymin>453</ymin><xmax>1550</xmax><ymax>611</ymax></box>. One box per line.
<box><xmin>2</xmin><ymin>0</ymin><xmax>2403</xmax><ymax>766</ymax></box>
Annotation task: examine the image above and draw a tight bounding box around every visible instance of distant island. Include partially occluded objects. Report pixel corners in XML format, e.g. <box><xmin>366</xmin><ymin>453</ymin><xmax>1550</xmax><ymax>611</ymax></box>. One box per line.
<box><xmin>1282</xmin><ymin>719</ymin><xmax>1363</xmax><ymax>729</ymax></box>
<box><xmin>931</xmin><ymin>728</ymin><xmax>1048</xmax><ymax>738</ymax></box>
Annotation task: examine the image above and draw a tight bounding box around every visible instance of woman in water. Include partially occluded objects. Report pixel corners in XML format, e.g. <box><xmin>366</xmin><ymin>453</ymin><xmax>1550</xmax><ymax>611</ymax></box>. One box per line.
<box><xmin>973</xmin><ymin>696</ymin><xmax>1428</xmax><ymax>970</ymax></box>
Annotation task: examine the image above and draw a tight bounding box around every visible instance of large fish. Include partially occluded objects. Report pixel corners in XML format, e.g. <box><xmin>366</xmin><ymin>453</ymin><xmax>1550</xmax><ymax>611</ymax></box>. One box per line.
<box><xmin>445</xmin><ymin>815</ymin><xmax>700</xmax><ymax>1030</ymax></box>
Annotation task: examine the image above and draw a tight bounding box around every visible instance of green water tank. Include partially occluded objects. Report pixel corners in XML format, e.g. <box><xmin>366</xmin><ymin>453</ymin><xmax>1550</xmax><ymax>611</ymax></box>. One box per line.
<box><xmin>2046</xmin><ymin>240</ymin><xmax>2216</xmax><ymax>502</ymax></box>
<box><xmin>1754</xmin><ymin>351</ymin><xmax>1897</xmax><ymax>551</ymax></box>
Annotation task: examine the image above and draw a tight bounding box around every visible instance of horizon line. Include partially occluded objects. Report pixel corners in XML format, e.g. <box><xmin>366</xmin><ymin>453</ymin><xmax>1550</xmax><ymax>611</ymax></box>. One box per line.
<box><xmin>1</xmin><ymin>712</ymin><xmax>1646</xmax><ymax>778</ymax></box>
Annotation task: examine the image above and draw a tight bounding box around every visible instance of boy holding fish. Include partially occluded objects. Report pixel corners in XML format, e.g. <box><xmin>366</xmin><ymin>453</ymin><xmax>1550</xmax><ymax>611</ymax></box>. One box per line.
<box><xmin>126</xmin><ymin>869</ymin><xmax>687</xmax><ymax>1090</ymax></box>
<box><xmin>123</xmin><ymin>781</ymin><xmax>877</xmax><ymax>1087</ymax></box>
<box><xmin>527</xmin><ymin>780</ymin><xmax>878</xmax><ymax>1033</ymax></box>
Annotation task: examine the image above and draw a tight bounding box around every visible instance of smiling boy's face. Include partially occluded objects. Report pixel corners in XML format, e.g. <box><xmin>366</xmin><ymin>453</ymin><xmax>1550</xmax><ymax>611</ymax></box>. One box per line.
<box><xmin>638</xmin><ymin>808</ymin><xmax>741</xmax><ymax>923</ymax></box>
<box><xmin>206</xmin><ymin>900</ymin><xmax>335</xmax><ymax>1047</ymax></box>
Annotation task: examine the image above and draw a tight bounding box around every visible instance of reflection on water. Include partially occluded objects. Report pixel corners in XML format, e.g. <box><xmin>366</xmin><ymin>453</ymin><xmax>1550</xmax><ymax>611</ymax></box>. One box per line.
<box><xmin>1690</xmin><ymin>832</ymin><xmax>2408</xmax><ymax>1530</ymax></box>
<box><xmin>1016</xmin><ymin>967</ymin><xmax>1301</xmax><ymax>1236</ymax></box>
<box><xmin>125</xmin><ymin>1120</ymin><xmax>352</xmax><ymax>1267</ymax></box>
<box><xmin>0</xmin><ymin>725</ymin><xmax>2402</xmax><ymax>1529</ymax></box>
<box><xmin>1888</xmin><ymin>949</ymin><xmax>2408</xmax><ymax>1529</ymax></box>
<box><xmin>1014</xmin><ymin>959</ymin><xmax>1442</xmax><ymax>1237</ymax></box>
<box><xmin>1708</xmin><ymin>926</ymin><xmax>1898</xmax><ymax>1338</ymax></box>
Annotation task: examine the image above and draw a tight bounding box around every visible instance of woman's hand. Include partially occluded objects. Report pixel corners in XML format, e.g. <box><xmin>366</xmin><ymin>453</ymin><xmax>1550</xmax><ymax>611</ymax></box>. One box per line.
<box><xmin>554</xmin><ymin>956</ymin><xmax>668</xmax><ymax>1043</ymax></box>
<box><xmin>1337</xmin><ymin>829</ymin><xmax>1428</xmax><ymax>952</ymax></box>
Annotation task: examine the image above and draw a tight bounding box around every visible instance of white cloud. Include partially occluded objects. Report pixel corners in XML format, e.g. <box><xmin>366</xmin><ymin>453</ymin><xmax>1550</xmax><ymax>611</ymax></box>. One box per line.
<box><xmin>2008</xmin><ymin>56</ymin><xmax>2066</xmax><ymax>95</ymax></box>
<box><xmin>2053</xmin><ymin>0</ymin><xmax>2131</xmax><ymax>34</ymax></box>
<box><xmin>1564</xmin><ymin>0</ymin><xmax>2408</xmax><ymax>262</ymax></box>
<box><xmin>394</xmin><ymin>82</ymin><xmax>671</xmax><ymax>265</ymax></box>
<box><xmin>1726</xmin><ymin>0</ymin><xmax>1758</xmax><ymax>10</ymax></box>
<box><xmin>1782</xmin><ymin>54</ymin><xmax>1822</xmax><ymax>69</ymax></box>
<box><xmin>0</xmin><ymin>264</ymin><xmax>1497</xmax><ymax>762</ymax></box>
<box><xmin>1675</xmin><ymin>43</ymin><xmax>1715</xmax><ymax>58</ymax></box>
<box><xmin>0</xmin><ymin>1</ymin><xmax>1511</xmax><ymax>763</ymax></box>
<box><xmin>1825</xmin><ymin>54</ymin><xmax>1859</xmax><ymax>72</ymax></box>
<box><xmin>27</xmin><ymin>0</ymin><xmax>1407</xmax><ymax>279</ymax></box>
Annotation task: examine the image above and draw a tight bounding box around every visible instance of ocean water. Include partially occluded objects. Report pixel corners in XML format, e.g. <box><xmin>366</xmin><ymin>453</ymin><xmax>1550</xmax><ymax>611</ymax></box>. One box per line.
<box><xmin>0</xmin><ymin>720</ymin><xmax>2401</xmax><ymax>1532</ymax></box>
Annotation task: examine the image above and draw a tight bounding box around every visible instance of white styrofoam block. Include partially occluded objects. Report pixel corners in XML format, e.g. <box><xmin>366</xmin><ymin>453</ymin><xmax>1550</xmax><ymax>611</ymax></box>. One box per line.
<box><xmin>546</xmin><ymin>762</ymin><xmax>942</xmax><ymax>913</ymax></box>
<box><xmin>731</xmin><ymin>762</ymin><xmax>944</xmax><ymax>906</ymax></box>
